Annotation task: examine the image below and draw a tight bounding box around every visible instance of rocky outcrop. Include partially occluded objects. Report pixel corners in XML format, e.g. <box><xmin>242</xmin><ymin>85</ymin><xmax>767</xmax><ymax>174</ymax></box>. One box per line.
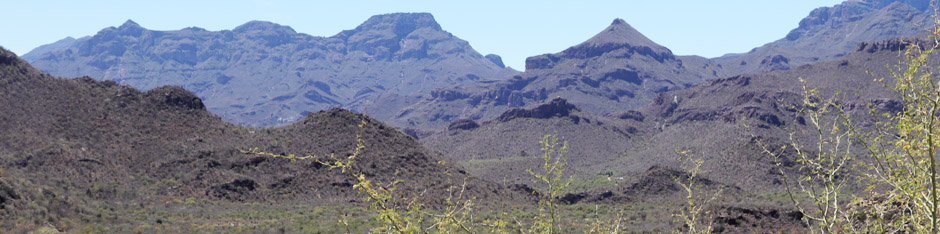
<box><xmin>145</xmin><ymin>86</ymin><xmax>206</xmax><ymax>110</ymax></box>
<box><xmin>759</xmin><ymin>55</ymin><xmax>790</xmax><ymax>72</ymax></box>
<box><xmin>485</xmin><ymin>54</ymin><xmax>506</xmax><ymax>68</ymax></box>
<box><xmin>495</xmin><ymin>98</ymin><xmax>580</xmax><ymax>122</ymax></box>
<box><xmin>610</xmin><ymin>110</ymin><xmax>645</xmax><ymax>122</ymax></box>
<box><xmin>447</xmin><ymin>119</ymin><xmax>480</xmax><ymax>131</ymax></box>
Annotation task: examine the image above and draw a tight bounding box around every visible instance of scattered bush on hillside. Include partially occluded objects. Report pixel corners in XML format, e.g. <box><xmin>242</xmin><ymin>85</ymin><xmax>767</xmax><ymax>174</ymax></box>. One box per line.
<box><xmin>754</xmin><ymin>81</ymin><xmax>859</xmax><ymax>233</ymax></box>
<box><xmin>672</xmin><ymin>150</ymin><xmax>723</xmax><ymax>234</ymax></box>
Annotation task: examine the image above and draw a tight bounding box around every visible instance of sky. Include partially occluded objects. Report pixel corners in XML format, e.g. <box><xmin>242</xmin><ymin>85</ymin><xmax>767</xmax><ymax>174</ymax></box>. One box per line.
<box><xmin>1</xmin><ymin>0</ymin><xmax>845</xmax><ymax>70</ymax></box>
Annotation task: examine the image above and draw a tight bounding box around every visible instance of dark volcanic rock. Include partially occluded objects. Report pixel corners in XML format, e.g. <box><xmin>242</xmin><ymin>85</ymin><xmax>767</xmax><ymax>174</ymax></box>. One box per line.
<box><xmin>145</xmin><ymin>86</ymin><xmax>206</xmax><ymax>110</ymax></box>
<box><xmin>25</xmin><ymin>13</ymin><xmax>518</xmax><ymax>127</ymax></box>
<box><xmin>447</xmin><ymin>119</ymin><xmax>480</xmax><ymax>131</ymax></box>
<box><xmin>496</xmin><ymin>98</ymin><xmax>580</xmax><ymax>122</ymax></box>
<box><xmin>759</xmin><ymin>55</ymin><xmax>790</xmax><ymax>71</ymax></box>
<box><xmin>610</xmin><ymin>110</ymin><xmax>645</xmax><ymax>122</ymax></box>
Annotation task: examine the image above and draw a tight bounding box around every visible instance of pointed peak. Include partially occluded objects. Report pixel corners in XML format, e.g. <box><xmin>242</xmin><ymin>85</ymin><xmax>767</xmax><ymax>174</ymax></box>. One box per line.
<box><xmin>558</xmin><ymin>18</ymin><xmax>669</xmax><ymax>57</ymax></box>
<box><xmin>120</xmin><ymin>19</ymin><xmax>141</xmax><ymax>28</ymax></box>
<box><xmin>611</xmin><ymin>18</ymin><xmax>627</xmax><ymax>25</ymax></box>
<box><xmin>115</xmin><ymin>19</ymin><xmax>145</xmax><ymax>36</ymax></box>
<box><xmin>586</xmin><ymin>18</ymin><xmax>659</xmax><ymax>47</ymax></box>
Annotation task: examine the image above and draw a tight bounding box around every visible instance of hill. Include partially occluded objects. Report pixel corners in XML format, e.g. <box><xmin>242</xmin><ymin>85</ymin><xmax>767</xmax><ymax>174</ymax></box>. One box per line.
<box><xmin>0</xmin><ymin>47</ymin><xmax>522</xmax><ymax>232</ymax></box>
<box><xmin>24</xmin><ymin>13</ymin><xmax>518</xmax><ymax>127</ymax></box>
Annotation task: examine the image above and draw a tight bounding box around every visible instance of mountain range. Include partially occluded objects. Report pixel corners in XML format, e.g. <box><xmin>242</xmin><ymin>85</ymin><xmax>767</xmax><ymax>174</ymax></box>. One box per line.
<box><xmin>24</xmin><ymin>13</ymin><xmax>517</xmax><ymax>126</ymax></box>
<box><xmin>7</xmin><ymin>0</ymin><xmax>939</xmax><ymax>232</ymax></box>
<box><xmin>24</xmin><ymin>1</ymin><xmax>931</xmax><ymax>131</ymax></box>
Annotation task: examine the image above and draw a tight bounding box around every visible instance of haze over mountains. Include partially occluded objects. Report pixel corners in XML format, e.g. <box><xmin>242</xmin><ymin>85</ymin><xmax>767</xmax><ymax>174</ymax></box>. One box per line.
<box><xmin>25</xmin><ymin>13</ymin><xmax>516</xmax><ymax>126</ymax></box>
<box><xmin>24</xmin><ymin>0</ymin><xmax>930</xmax><ymax>131</ymax></box>
<box><xmin>6</xmin><ymin>0</ymin><xmax>939</xmax><ymax>232</ymax></box>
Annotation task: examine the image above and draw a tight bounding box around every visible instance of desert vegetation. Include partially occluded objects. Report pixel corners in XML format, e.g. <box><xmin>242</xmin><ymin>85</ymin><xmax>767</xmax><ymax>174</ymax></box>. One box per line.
<box><xmin>756</xmin><ymin>9</ymin><xmax>940</xmax><ymax>233</ymax></box>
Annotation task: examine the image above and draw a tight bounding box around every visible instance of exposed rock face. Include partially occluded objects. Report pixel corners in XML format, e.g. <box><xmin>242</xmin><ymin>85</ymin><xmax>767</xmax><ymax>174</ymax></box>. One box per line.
<box><xmin>609</xmin><ymin>110</ymin><xmax>645</xmax><ymax>122</ymax></box>
<box><xmin>496</xmin><ymin>98</ymin><xmax>579</xmax><ymax>122</ymax></box>
<box><xmin>145</xmin><ymin>86</ymin><xmax>206</xmax><ymax>110</ymax></box>
<box><xmin>485</xmin><ymin>54</ymin><xmax>506</xmax><ymax>68</ymax></box>
<box><xmin>715</xmin><ymin>0</ymin><xmax>931</xmax><ymax>76</ymax></box>
<box><xmin>24</xmin><ymin>13</ymin><xmax>518</xmax><ymax>127</ymax></box>
<box><xmin>759</xmin><ymin>55</ymin><xmax>790</xmax><ymax>72</ymax></box>
<box><xmin>446</xmin><ymin>119</ymin><xmax>480</xmax><ymax>131</ymax></box>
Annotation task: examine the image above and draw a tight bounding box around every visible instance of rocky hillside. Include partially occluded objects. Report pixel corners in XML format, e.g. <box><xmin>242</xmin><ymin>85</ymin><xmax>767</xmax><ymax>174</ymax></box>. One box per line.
<box><xmin>714</xmin><ymin>0</ymin><xmax>931</xmax><ymax>75</ymax></box>
<box><xmin>420</xmin><ymin>98</ymin><xmax>641</xmax><ymax>184</ymax></box>
<box><xmin>419</xmin><ymin>34</ymin><xmax>919</xmax><ymax>195</ymax></box>
<box><xmin>0</xmin><ymin>47</ymin><xmax>522</xmax><ymax>232</ymax></box>
<box><xmin>24</xmin><ymin>13</ymin><xmax>518</xmax><ymax>127</ymax></box>
<box><xmin>380</xmin><ymin>19</ymin><xmax>723</xmax><ymax>130</ymax></box>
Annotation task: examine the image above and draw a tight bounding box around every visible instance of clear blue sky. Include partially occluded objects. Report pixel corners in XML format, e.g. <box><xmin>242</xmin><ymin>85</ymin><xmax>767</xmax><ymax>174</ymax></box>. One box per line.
<box><xmin>2</xmin><ymin>0</ymin><xmax>844</xmax><ymax>70</ymax></box>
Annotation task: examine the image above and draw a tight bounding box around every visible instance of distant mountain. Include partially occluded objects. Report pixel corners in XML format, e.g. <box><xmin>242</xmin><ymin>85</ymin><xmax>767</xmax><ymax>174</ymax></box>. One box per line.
<box><xmin>714</xmin><ymin>0</ymin><xmax>931</xmax><ymax>75</ymax></box>
<box><xmin>416</xmin><ymin>34</ymin><xmax>920</xmax><ymax>194</ymax></box>
<box><xmin>24</xmin><ymin>13</ymin><xmax>518</xmax><ymax>126</ymax></box>
<box><xmin>20</xmin><ymin>36</ymin><xmax>89</xmax><ymax>62</ymax></box>
<box><xmin>379</xmin><ymin>19</ymin><xmax>722</xmax><ymax>130</ymax></box>
<box><xmin>0</xmin><ymin>47</ymin><xmax>522</xmax><ymax>231</ymax></box>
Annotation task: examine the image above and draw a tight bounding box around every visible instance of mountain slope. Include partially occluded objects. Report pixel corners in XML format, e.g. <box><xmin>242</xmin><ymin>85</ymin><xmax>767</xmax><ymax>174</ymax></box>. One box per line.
<box><xmin>605</xmin><ymin>37</ymin><xmax>914</xmax><ymax>191</ymax></box>
<box><xmin>380</xmin><ymin>19</ymin><xmax>722</xmax><ymax>130</ymax></box>
<box><xmin>419</xmin><ymin>98</ymin><xmax>640</xmax><ymax>184</ymax></box>
<box><xmin>25</xmin><ymin>13</ymin><xmax>518</xmax><ymax>127</ymax></box>
<box><xmin>715</xmin><ymin>0</ymin><xmax>930</xmax><ymax>75</ymax></box>
<box><xmin>0</xmin><ymin>47</ymin><xmax>521</xmax><ymax>232</ymax></box>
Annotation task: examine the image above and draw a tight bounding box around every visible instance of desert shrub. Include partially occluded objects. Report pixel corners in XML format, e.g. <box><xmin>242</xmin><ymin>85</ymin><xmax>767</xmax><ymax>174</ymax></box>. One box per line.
<box><xmin>766</xmin><ymin>7</ymin><xmax>940</xmax><ymax>233</ymax></box>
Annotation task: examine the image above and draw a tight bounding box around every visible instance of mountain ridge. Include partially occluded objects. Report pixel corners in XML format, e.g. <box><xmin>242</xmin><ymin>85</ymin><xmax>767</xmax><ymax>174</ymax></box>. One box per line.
<box><xmin>25</xmin><ymin>13</ymin><xmax>519</xmax><ymax>127</ymax></box>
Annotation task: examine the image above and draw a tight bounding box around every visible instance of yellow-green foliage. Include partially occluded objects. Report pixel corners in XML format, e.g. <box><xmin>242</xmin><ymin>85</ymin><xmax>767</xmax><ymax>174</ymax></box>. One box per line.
<box><xmin>767</xmin><ymin>7</ymin><xmax>940</xmax><ymax>233</ymax></box>
<box><xmin>857</xmin><ymin>22</ymin><xmax>940</xmax><ymax>232</ymax></box>
<box><xmin>672</xmin><ymin>150</ymin><xmax>722</xmax><ymax>234</ymax></box>
<box><xmin>755</xmin><ymin>80</ymin><xmax>859</xmax><ymax>234</ymax></box>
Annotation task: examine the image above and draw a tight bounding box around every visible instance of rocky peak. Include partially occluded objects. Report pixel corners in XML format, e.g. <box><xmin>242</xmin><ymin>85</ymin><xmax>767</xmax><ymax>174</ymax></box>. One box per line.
<box><xmin>526</xmin><ymin>18</ymin><xmax>675</xmax><ymax>70</ymax></box>
<box><xmin>0</xmin><ymin>46</ymin><xmax>41</xmax><ymax>77</ymax></box>
<box><xmin>578</xmin><ymin>18</ymin><xmax>666</xmax><ymax>51</ymax></box>
<box><xmin>485</xmin><ymin>54</ymin><xmax>506</xmax><ymax>68</ymax></box>
<box><xmin>119</xmin><ymin>19</ymin><xmax>141</xmax><ymax>29</ymax></box>
<box><xmin>117</xmin><ymin>19</ymin><xmax>145</xmax><ymax>36</ymax></box>
<box><xmin>333</xmin><ymin>12</ymin><xmax>452</xmax><ymax>59</ymax></box>
<box><xmin>144</xmin><ymin>86</ymin><xmax>206</xmax><ymax>110</ymax></box>
<box><xmin>357</xmin><ymin>13</ymin><xmax>443</xmax><ymax>35</ymax></box>
<box><xmin>0</xmin><ymin>47</ymin><xmax>21</xmax><ymax>66</ymax></box>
